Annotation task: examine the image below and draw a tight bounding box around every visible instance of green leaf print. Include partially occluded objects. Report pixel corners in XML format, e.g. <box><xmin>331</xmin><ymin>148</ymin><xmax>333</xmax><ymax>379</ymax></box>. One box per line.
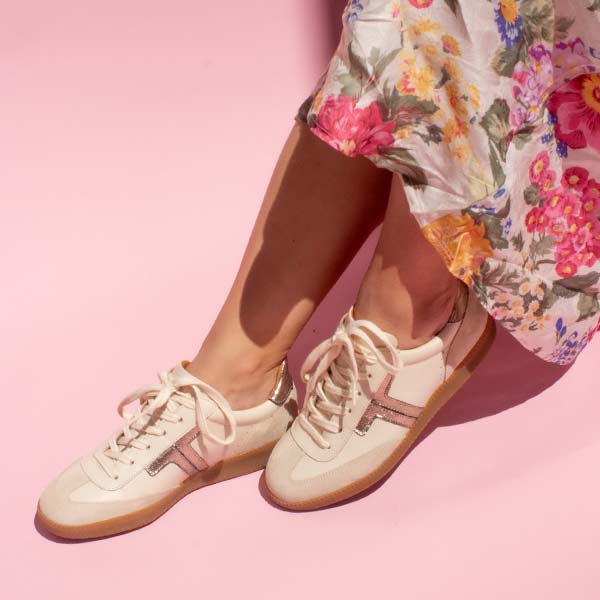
<box><xmin>416</xmin><ymin>124</ymin><xmax>443</xmax><ymax>145</ymax></box>
<box><xmin>380</xmin><ymin>86</ymin><xmax>439</xmax><ymax>127</ymax></box>
<box><xmin>577</xmin><ymin>294</ymin><xmax>599</xmax><ymax>322</ymax></box>
<box><xmin>511</xmin><ymin>231</ymin><xmax>525</xmax><ymax>253</ymax></box>
<box><xmin>368</xmin><ymin>47</ymin><xmax>381</xmax><ymax>67</ymax></box>
<box><xmin>478</xmin><ymin>261</ymin><xmax>521</xmax><ymax>294</ymax></box>
<box><xmin>551</xmin><ymin>284</ymin><xmax>579</xmax><ymax>299</ymax></box>
<box><xmin>480</xmin><ymin>99</ymin><xmax>511</xmax><ymax>188</ymax></box>
<box><xmin>523</xmin><ymin>184</ymin><xmax>543</xmax><ymax>206</ymax></box>
<box><xmin>373</xmin><ymin>48</ymin><xmax>401</xmax><ymax>80</ymax></box>
<box><xmin>339</xmin><ymin>73</ymin><xmax>362</xmax><ymax>98</ymax></box>
<box><xmin>492</xmin><ymin>0</ymin><xmax>555</xmax><ymax>77</ymax></box>
<box><xmin>555</xmin><ymin>272</ymin><xmax>600</xmax><ymax>295</ymax></box>
<box><xmin>492</xmin><ymin>42</ymin><xmax>527</xmax><ymax>78</ymax></box>
<box><xmin>554</xmin><ymin>16</ymin><xmax>575</xmax><ymax>41</ymax></box>
<box><xmin>540</xmin><ymin>285</ymin><xmax>559</xmax><ymax>312</ymax></box>
<box><xmin>488</xmin><ymin>142</ymin><xmax>506</xmax><ymax>189</ymax></box>
<box><xmin>434</xmin><ymin>66</ymin><xmax>451</xmax><ymax>89</ymax></box>
<box><xmin>480</xmin><ymin>99</ymin><xmax>511</xmax><ymax>156</ymax></box>
<box><xmin>512</xmin><ymin>127</ymin><xmax>534</xmax><ymax>150</ymax></box>
<box><xmin>521</xmin><ymin>0</ymin><xmax>554</xmax><ymax>43</ymax></box>
<box><xmin>379</xmin><ymin>147</ymin><xmax>427</xmax><ymax>188</ymax></box>
<box><xmin>530</xmin><ymin>234</ymin><xmax>554</xmax><ymax>259</ymax></box>
<box><xmin>347</xmin><ymin>42</ymin><xmax>370</xmax><ymax>83</ymax></box>
<box><xmin>469</xmin><ymin>197</ymin><xmax>510</xmax><ymax>250</ymax></box>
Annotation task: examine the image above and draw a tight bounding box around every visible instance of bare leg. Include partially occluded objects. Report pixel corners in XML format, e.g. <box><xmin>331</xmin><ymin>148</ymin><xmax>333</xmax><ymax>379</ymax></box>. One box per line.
<box><xmin>354</xmin><ymin>174</ymin><xmax>458</xmax><ymax>348</ymax></box>
<box><xmin>187</xmin><ymin>121</ymin><xmax>392</xmax><ymax>408</ymax></box>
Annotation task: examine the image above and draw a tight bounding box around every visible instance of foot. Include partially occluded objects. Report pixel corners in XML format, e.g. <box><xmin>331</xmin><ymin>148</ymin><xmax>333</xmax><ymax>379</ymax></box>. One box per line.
<box><xmin>37</xmin><ymin>359</ymin><xmax>297</xmax><ymax>539</ymax></box>
<box><xmin>265</xmin><ymin>285</ymin><xmax>495</xmax><ymax>510</ymax></box>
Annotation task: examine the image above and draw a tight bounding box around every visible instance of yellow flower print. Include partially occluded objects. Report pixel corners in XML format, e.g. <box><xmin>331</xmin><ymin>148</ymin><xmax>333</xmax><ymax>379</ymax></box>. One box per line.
<box><xmin>445</xmin><ymin>82</ymin><xmax>469</xmax><ymax>119</ymax></box>
<box><xmin>413</xmin><ymin>64</ymin><xmax>436</xmax><ymax>98</ymax></box>
<box><xmin>500</xmin><ymin>0</ymin><xmax>519</xmax><ymax>25</ymax></box>
<box><xmin>397</xmin><ymin>61</ymin><xmax>436</xmax><ymax>100</ymax></box>
<box><xmin>444</xmin><ymin>58</ymin><xmax>462</xmax><ymax>81</ymax></box>
<box><xmin>409</xmin><ymin>18</ymin><xmax>441</xmax><ymax>37</ymax></box>
<box><xmin>394</xmin><ymin>126</ymin><xmax>412</xmax><ymax>140</ymax></box>
<box><xmin>441</xmin><ymin>34</ymin><xmax>461</xmax><ymax>56</ymax></box>
<box><xmin>442</xmin><ymin>117</ymin><xmax>468</xmax><ymax>143</ymax></box>
<box><xmin>466</xmin><ymin>83</ymin><xmax>481</xmax><ymax>111</ymax></box>
<box><xmin>518</xmin><ymin>282</ymin><xmax>530</xmax><ymax>295</ymax></box>
<box><xmin>421</xmin><ymin>213</ymin><xmax>493</xmax><ymax>285</ymax></box>
<box><xmin>422</xmin><ymin>43</ymin><xmax>441</xmax><ymax>59</ymax></box>
<box><xmin>451</xmin><ymin>141</ymin><xmax>469</xmax><ymax>164</ymax></box>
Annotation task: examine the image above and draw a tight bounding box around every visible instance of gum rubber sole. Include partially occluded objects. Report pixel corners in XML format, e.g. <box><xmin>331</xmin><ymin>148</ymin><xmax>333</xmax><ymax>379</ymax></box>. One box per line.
<box><xmin>267</xmin><ymin>315</ymin><xmax>497</xmax><ymax>511</ymax></box>
<box><xmin>36</xmin><ymin>440</ymin><xmax>279</xmax><ymax>540</ymax></box>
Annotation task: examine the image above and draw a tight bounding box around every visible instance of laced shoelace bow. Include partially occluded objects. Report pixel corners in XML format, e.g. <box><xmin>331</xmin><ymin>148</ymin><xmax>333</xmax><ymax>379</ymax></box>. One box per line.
<box><xmin>95</xmin><ymin>366</ymin><xmax>236</xmax><ymax>479</ymax></box>
<box><xmin>298</xmin><ymin>317</ymin><xmax>404</xmax><ymax>450</ymax></box>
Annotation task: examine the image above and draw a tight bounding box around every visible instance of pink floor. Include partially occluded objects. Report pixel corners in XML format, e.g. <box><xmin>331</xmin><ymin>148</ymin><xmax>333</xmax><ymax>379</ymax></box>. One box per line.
<box><xmin>3</xmin><ymin>2</ymin><xmax>600</xmax><ymax>598</ymax></box>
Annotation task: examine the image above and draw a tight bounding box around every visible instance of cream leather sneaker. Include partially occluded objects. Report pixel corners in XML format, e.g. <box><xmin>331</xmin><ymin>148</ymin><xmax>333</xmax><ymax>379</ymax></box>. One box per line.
<box><xmin>265</xmin><ymin>285</ymin><xmax>495</xmax><ymax>510</ymax></box>
<box><xmin>37</xmin><ymin>359</ymin><xmax>297</xmax><ymax>538</ymax></box>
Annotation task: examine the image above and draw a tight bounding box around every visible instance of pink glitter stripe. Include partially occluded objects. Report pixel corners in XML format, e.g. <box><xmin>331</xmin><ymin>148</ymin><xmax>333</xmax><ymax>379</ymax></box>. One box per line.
<box><xmin>355</xmin><ymin>374</ymin><xmax>423</xmax><ymax>435</ymax></box>
<box><xmin>146</xmin><ymin>426</ymin><xmax>209</xmax><ymax>477</ymax></box>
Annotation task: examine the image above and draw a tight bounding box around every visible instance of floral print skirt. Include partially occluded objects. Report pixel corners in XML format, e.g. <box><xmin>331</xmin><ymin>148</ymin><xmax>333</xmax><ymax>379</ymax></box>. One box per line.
<box><xmin>296</xmin><ymin>0</ymin><xmax>600</xmax><ymax>364</ymax></box>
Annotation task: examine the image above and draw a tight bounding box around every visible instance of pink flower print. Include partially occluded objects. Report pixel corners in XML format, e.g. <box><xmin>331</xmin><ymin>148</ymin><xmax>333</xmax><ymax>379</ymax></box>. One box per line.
<box><xmin>528</xmin><ymin>150</ymin><xmax>550</xmax><ymax>183</ymax></box>
<box><xmin>581</xmin><ymin>193</ymin><xmax>599</xmax><ymax>216</ymax></box>
<box><xmin>543</xmin><ymin>189</ymin><xmax>569</xmax><ymax>218</ymax></box>
<box><xmin>408</xmin><ymin>0</ymin><xmax>433</xmax><ymax>8</ymax></box>
<box><xmin>525</xmin><ymin>207</ymin><xmax>548</xmax><ymax>233</ymax></box>
<box><xmin>548</xmin><ymin>74</ymin><xmax>600</xmax><ymax>153</ymax></box>
<box><xmin>539</xmin><ymin>169</ymin><xmax>557</xmax><ymax>197</ymax></box>
<box><xmin>510</xmin><ymin>44</ymin><xmax>553</xmax><ymax>130</ymax></box>
<box><xmin>312</xmin><ymin>96</ymin><xmax>396</xmax><ymax>158</ymax></box>
<box><xmin>562</xmin><ymin>167</ymin><xmax>589</xmax><ymax>190</ymax></box>
<box><xmin>556</xmin><ymin>257</ymin><xmax>579</xmax><ymax>277</ymax></box>
<box><xmin>554</xmin><ymin>38</ymin><xmax>592</xmax><ymax>79</ymax></box>
<box><xmin>584</xmin><ymin>178</ymin><xmax>600</xmax><ymax>200</ymax></box>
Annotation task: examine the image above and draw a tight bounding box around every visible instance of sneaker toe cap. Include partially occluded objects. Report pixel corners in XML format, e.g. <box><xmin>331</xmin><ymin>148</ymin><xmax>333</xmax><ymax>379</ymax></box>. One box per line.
<box><xmin>37</xmin><ymin>461</ymin><xmax>91</xmax><ymax>527</ymax></box>
<box><xmin>265</xmin><ymin>429</ymin><xmax>398</xmax><ymax>508</ymax></box>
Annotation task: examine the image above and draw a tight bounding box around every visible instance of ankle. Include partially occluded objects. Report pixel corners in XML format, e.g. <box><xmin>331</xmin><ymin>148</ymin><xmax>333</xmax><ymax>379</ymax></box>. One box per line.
<box><xmin>185</xmin><ymin>349</ymin><xmax>284</xmax><ymax>410</ymax></box>
<box><xmin>354</xmin><ymin>276</ymin><xmax>458</xmax><ymax>349</ymax></box>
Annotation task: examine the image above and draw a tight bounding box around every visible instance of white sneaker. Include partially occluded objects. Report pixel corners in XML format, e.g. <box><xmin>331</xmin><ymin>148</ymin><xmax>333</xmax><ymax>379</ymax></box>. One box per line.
<box><xmin>265</xmin><ymin>285</ymin><xmax>495</xmax><ymax>510</ymax></box>
<box><xmin>37</xmin><ymin>359</ymin><xmax>297</xmax><ymax>538</ymax></box>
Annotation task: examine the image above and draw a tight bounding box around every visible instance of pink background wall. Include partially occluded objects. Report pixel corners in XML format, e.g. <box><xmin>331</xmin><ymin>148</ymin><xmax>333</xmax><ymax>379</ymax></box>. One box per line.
<box><xmin>3</xmin><ymin>2</ymin><xmax>600</xmax><ymax>598</ymax></box>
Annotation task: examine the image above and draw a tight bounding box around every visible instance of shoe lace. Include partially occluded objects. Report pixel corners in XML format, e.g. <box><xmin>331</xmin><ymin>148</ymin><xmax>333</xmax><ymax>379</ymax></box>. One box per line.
<box><xmin>94</xmin><ymin>366</ymin><xmax>236</xmax><ymax>479</ymax></box>
<box><xmin>298</xmin><ymin>315</ymin><xmax>403</xmax><ymax>450</ymax></box>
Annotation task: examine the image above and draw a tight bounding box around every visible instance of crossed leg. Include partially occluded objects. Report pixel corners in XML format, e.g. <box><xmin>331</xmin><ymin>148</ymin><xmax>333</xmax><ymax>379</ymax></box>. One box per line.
<box><xmin>186</xmin><ymin>121</ymin><xmax>456</xmax><ymax>408</ymax></box>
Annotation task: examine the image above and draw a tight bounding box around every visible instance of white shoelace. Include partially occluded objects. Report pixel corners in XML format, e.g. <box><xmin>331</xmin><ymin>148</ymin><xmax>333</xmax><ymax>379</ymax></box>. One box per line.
<box><xmin>95</xmin><ymin>366</ymin><xmax>236</xmax><ymax>479</ymax></box>
<box><xmin>298</xmin><ymin>316</ymin><xmax>403</xmax><ymax>450</ymax></box>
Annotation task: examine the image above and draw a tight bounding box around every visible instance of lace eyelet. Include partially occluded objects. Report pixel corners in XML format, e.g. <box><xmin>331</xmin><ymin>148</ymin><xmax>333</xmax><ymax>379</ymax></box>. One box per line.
<box><xmin>114</xmin><ymin>475</ymin><xmax>119</xmax><ymax>480</ymax></box>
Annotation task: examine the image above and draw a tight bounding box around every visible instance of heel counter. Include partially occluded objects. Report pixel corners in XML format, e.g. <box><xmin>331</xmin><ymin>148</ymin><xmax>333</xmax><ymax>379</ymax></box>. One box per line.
<box><xmin>444</xmin><ymin>288</ymin><xmax>492</xmax><ymax>377</ymax></box>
